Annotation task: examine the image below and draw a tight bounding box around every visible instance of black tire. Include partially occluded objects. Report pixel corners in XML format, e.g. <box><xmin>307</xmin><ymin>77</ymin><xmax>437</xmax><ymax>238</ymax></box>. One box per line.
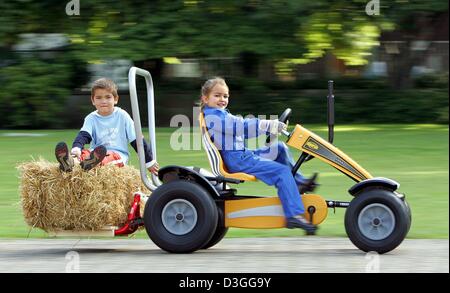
<box><xmin>144</xmin><ymin>180</ymin><xmax>218</xmax><ymax>253</ymax></box>
<box><xmin>345</xmin><ymin>188</ymin><xmax>410</xmax><ymax>254</ymax></box>
<box><xmin>202</xmin><ymin>227</ymin><xmax>229</xmax><ymax>249</ymax></box>
<box><xmin>403</xmin><ymin>198</ymin><xmax>412</xmax><ymax>234</ymax></box>
<box><xmin>202</xmin><ymin>206</ymin><xmax>228</xmax><ymax>249</ymax></box>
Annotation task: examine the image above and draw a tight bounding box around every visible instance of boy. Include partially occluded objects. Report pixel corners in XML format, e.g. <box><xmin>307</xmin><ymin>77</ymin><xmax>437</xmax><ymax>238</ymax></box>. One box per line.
<box><xmin>55</xmin><ymin>78</ymin><xmax>159</xmax><ymax>175</ymax></box>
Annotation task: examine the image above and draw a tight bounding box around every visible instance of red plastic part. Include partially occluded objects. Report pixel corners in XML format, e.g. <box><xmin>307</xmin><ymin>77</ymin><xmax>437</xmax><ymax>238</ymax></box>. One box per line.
<box><xmin>114</xmin><ymin>193</ymin><xmax>145</xmax><ymax>236</ymax></box>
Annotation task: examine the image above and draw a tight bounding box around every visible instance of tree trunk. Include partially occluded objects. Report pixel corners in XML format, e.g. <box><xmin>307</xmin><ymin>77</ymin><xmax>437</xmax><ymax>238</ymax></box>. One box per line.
<box><xmin>385</xmin><ymin>14</ymin><xmax>437</xmax><ymax>89</ymax></box>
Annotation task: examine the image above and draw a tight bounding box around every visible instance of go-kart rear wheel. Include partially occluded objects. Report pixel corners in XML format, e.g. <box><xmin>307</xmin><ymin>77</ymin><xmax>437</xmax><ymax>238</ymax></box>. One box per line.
<box><xmin>202</xmin><ymin>206</ymin><xmax>228</xmax><ymax>249</ymax></box>
<box><xmin>345</xmin><ymin>188</ymin><xmax>410</xmax><ymax>254</ymax></box>
<box><xmin>144</xmin><ymin>180</ymin><xmax>218</xmax><ymax>253</ymax></box>
<box><xmin>202</xmin><ymin>227</ymin><xmax>228</xmax><ymax>249</ymax></box>
<box><xmin>403</xmin><ymin>199</ymin><xmax>412</xmax><ymax>233</ymax></box>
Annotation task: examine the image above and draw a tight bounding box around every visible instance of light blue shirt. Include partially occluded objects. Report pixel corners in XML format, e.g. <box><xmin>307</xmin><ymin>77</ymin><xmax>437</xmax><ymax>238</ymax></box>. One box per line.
<box><xmin>80</xmin><ymin>107</ymin><xmax>136</xmax><ymax>164</ymax></box>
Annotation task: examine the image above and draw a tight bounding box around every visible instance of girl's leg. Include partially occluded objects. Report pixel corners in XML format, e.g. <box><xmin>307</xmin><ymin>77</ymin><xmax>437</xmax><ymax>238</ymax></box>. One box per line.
<box><xmin>253</xmin><ymin>141</ymin><xmax>306</xmax><ymax>185</ymax></box>
<box><xmin>224</xmin><ymin>152</ymin><xmax>304</xmax><ymax>217</ymax></box>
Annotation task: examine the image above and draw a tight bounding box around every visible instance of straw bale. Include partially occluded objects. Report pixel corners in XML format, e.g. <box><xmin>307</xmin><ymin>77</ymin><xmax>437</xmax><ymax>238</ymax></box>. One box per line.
<box><xmin>18</xmin><ymin>159</ymin><xmax>150</xmax><ymax>231</ymax></box>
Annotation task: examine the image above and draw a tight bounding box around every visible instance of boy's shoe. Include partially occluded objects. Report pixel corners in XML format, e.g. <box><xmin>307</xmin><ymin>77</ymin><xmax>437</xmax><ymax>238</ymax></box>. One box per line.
<box><xmin>80</xmin><ymin>145</ymin><xmax>107</xmax><ymax>171</ymax></box>
<box><xmin>299</xmin><ymin>172</ymin><xmax>319</xmax><ymax>194</ymax></box>
<box><xmin>286</xmin><ymin>215</ymin><xmax>317</xmax><ymax>235</ymax></box>
<box><xmin>55</xmin><ymin>142</ymin><xmax>74</xmax><ymax>172</ymax></box>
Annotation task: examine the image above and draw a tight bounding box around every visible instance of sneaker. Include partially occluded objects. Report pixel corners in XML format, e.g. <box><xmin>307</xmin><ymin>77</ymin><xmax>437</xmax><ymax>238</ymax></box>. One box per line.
<box><xmin>299</xmin><ymin>172</ymin><xmax>319</xmax><ymax>194</ymax></box>
<box><xmin>80</xmin><ymin>145</ymin><xmax>107</xmax><ymax>171</ymax></box>
<box><xmin>286</xmin><ymin>214</ymin><xmax>317</xmax><ymax>235</ymax></box>
<box><xmin>55</xmin><ymin>142</ymin><xmax>74</xmax><ymax>172</ymax></box>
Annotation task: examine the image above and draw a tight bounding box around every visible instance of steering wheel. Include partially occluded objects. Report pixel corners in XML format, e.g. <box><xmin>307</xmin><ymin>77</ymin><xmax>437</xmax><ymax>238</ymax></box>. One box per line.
<box><xmin>265</xmin><ymin>108</ymin><xmax>292</xmax><ymax>146</ymax></box>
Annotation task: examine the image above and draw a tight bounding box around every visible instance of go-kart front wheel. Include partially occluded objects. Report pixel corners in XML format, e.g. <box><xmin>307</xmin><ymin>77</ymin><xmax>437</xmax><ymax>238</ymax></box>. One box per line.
<box><xmin>345</xmin><ymin>188</ymin><xmax>410</xmax><ymax>254</ymax></box>
<box><xmin>144</xmin><ymin>180</ymin><xmax>218</xmax><ymax>253</ymax></box>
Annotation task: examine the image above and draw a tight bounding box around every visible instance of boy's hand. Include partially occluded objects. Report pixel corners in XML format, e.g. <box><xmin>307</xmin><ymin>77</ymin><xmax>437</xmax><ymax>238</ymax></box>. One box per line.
<box><xmin>71</xmin><ymin>147</ymin><xmax>82</xmax><ymax>160</ymax></box>
<box><xmin>146</xmin><ymin>161</ymin><xmax>159</xmax><ymax>175</ymax></box>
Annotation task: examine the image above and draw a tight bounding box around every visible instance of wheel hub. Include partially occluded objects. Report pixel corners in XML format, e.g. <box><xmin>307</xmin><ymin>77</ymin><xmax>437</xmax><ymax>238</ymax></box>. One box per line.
<box><xmin>358</xmin><ymin>203</ymin><xmax>396</xmax><ymax>241</ymax></box>
<box><xmin>175</xmin><ymin>213</ymin><xmax>184</xmax><ymax>221</ymax></box>
<box><xmin>161</xmin><ymin>199</ymin><xmax>198</xmax><ymax>235</ymax></box>
<box><xmin>372</xmin><ymin>218</ymin><xmax>381</xmax><ymax>226</ymax></box>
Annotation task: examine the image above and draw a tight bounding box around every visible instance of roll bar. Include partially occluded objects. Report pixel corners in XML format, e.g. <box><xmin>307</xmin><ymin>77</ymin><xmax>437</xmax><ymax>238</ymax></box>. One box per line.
<box><xmin>128</xmin><ymin>66</ymin><xmax>162</xmax><ymax>191</ymax></box>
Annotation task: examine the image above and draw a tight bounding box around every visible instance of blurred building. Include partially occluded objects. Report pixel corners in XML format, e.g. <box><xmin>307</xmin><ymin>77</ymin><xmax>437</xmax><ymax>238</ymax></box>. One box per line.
<box><xmin>374</xmin><ymin>12</ymin><xmax>449</xmax><ymax>77</ymax></box>
<box><xmin>85</xmin><ymin>59</ymin><xmax>133</xmax><ymax>91</ymax></box>
<box><xmin>12</xmin><ymin>33</ymin><xmax>69</xmax><ymax>54</ymax></box>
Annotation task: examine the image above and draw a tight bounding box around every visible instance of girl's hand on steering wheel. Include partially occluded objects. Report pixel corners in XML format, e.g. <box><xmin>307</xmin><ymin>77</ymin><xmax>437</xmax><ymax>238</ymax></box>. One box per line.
<box><xmin>259</xmin><ymin>119</ymin><xmax>287</xmax><ymax>135</ymax></box>
<box><xmin>270</xmin><ymin>120</ymin><xmax>287</xmax><ymax>135</ymax></box>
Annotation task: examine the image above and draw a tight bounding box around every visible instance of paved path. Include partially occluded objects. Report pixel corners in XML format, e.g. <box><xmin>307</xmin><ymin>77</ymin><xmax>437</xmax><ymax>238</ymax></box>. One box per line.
<box><xmin>0</xmin><ymin>237</ymin><xmax>447</xmax><ymax>273</ymax></box>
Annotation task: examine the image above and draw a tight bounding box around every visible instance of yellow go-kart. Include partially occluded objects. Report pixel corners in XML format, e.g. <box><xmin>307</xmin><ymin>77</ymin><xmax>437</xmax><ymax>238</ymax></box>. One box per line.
<box><xmin>129</xmin><ymin>67</ymin><xmax>411</xmax><ymax>254</ymax></box>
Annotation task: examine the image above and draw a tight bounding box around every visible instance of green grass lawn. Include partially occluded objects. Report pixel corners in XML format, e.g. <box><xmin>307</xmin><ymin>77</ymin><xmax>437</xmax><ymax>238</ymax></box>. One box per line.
<box><xmin>0</xmin><ymin>124</ymin><xmax>448</xmax><ymax>239</ymax></box>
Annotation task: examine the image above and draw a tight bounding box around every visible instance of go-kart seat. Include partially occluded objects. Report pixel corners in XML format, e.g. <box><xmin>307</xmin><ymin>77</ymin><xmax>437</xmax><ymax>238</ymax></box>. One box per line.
<box><xmin>199</xmin><ymin>113</ymin><xmax>257</xmax><ymax>182</ymax></box>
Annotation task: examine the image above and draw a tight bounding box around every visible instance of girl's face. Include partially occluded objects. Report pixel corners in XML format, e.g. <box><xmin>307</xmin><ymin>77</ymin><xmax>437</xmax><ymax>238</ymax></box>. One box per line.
<box><xmin>202</xmin><ymin>84</ymin><xmax>229</xmax><ymax>110</ymax></box>
<box><xmin>91</xmin><ymin>88</ymin><xmax>119</xmax><ymax>116</ymax></box>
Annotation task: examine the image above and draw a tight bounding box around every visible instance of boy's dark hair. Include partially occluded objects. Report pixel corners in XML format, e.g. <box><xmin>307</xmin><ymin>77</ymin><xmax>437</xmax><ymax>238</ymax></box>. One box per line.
<box><xmin>91</xmin><ymin>78</ymin><xmax>118</xmax><ymax>97</ymax></box>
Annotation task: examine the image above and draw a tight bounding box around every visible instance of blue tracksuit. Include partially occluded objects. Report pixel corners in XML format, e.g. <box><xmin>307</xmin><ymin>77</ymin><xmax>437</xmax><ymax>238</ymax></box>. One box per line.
<box><xmin>203</xmin><ymin>105</ymin><xmax>306</xmax><ymax>217</ymax></box>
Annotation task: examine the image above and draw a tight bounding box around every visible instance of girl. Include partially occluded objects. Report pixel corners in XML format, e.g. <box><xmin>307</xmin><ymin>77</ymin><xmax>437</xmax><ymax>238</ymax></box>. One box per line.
<box><xmin>201</xmin><ymin>77</ymin><xmax>317</xmax><ymax>233</ymax></box>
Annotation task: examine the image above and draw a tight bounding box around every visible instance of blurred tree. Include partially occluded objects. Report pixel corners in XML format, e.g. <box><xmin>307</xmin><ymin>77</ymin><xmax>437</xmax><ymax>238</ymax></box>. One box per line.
<box><xmin>0</xmin><ymin>1</ymin><xmax>64</xmax><ymax>48</ymax></box>
<box><xmin>0</xmin><ymin>57</ymin><xmax>71</xmax><ymax>128</ymax></box>
<box><xmin>1</xmin><ymin>1</ymin><xmax>448</xmax><ymax>79</ymax></box>
<box><xmin>380</xmin><ymin>0</ymin><xmax>449</xmax><ymax>89</ymax></box>
<box><xmin>0</xmin><ymin>0</ymin><xmax>448</xmax><ymax>128</ymax></box>
<box><xmin>0</xmin><ymin>1</ymin><xmax>381</xmax><ymax>68</ymax></box>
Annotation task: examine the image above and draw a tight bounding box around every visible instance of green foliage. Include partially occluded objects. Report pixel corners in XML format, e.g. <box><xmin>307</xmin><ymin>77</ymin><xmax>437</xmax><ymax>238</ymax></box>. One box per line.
<box><xmin>383</xmin><ymin>0</ymin><xmax>449</xmax><ymax>23</ymax></box>
<box><xmin>144</xmin><ymin>77</ymin><xmax>449</xmax><ymax>125</ymax></box>
<box><xmin>0</xmin><ymin>56</ymin><xmax>71</xmax><ymax>128</ymax></box>
<box><xmin>236</xmin><ymin>90</ymin><xmax>448</xmax><ymax>124</ymax></box>
<box><xmin>1</xmin><ymin>0</ymin><xmax>448</xmax><ymax>64</ymax></box>
<box><xmin>414</xmin><ymin>73</ymin><xmax>449</xmax><ymax>89</ymax></box>
<box><xmin>0</xmin><ymin>0</ymin><xmax>448</xmax><ymax>128</ymax></box>
<box><xmin>0</xmin><ymin>0</ymin><xmax>400</xmax><ymax>63</ymax></box>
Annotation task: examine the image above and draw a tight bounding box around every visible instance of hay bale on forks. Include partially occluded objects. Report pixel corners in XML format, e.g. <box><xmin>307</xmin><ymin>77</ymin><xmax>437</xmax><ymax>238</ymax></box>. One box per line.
<box><xmin>18</xmin><ymin>159</ymin><xmax>150</xmax><ymax>232</ymax></box>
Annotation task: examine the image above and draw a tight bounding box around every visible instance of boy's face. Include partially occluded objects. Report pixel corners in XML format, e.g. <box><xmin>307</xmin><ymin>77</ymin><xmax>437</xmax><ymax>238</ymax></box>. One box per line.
<box><xmin>91</xmin><ymin>88</ymin><xmax>119</xmax><ymax>116</ymax></box>
<box><xmin>202</xmin><ymin>84</ymin><xmax>229</xmax><ymax>110</ymax></box>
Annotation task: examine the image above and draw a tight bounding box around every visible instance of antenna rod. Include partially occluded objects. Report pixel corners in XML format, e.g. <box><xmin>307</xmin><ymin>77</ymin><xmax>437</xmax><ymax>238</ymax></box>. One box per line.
<box><xmin>327</xmin><ymin>80</ymin><xmax>335</xmax><ymax>144</ymax></box>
